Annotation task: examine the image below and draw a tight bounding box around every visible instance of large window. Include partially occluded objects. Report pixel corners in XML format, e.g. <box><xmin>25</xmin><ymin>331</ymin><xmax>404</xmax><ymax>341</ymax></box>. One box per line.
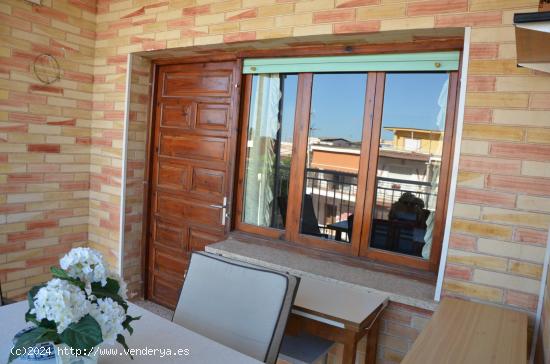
<box><xmin>300</xmin><ymin>73</ymin><xmax>367</xmax><ymax>243</ymax></box>
<box><xmin>235</xmin><ymin>53</ymin><xmax>459</xmax><ymax>271</ymax></box>
<box><xmin>241</xmin><ymin>74</ymin><xmax>297</xmax><ymax>230</ymax></box>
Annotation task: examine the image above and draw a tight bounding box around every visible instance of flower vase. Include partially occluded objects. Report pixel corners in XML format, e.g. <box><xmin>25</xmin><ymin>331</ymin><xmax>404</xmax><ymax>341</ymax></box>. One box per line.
<box><xmin>55</xmin><ymin>344</ymin><xmax>98</xmax><ymax>364</ymax></box>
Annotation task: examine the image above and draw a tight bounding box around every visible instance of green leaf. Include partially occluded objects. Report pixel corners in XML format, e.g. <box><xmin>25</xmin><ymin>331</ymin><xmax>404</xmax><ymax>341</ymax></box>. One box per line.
<box><xmin>122</xmin><ymin>315</ymin><xmax>140</xmax><ymax>335</ymax></box>
<box><xmin>50</xmin><ymin>267</ymin><xmax>85</xmax><ymax>290</ymax></box>
<box><xmin>9</xmin><ymin>327</ymin><xmax>57</xmax><ymax>363</ymax></box>
<box><xmin>59</xmin><ymin>315</ymin><xmax>102</xmax><ymax>355</ymax></box>
<box><xmin>91</xmin><ymin>278</ymin><xmax>127</xmax><ymax>311</ymax></box>
<box><xmin>116</xmin><ymin>334</ymin><xmax>133</xmax><ymax>360</ymax></box>
<box><xmin>25</xmin><ymin>310</ymin><xmax>58</xmax><ymax>332</ymax></box>
<box><xmin>25</xmin><ymin>310</ymin><xmax>39</xmax><ymax>325</ymax></box>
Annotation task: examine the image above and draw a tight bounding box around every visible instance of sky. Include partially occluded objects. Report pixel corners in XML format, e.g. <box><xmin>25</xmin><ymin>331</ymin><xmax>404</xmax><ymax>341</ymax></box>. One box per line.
<box><xmin>278</xmin><ymin>72</ymin><xmax>449</xmax><ymax>143</ymax></box>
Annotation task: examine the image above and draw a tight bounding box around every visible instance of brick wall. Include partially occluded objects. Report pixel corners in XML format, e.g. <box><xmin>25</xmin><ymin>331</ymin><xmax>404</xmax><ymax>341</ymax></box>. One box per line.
<box><xmin>122</xmin><ymin>54</ymin><xmax>151</xmax><ymax>296</ymax></box>
<box><xmin>322</xmin><ymin>302</ymin><xmax>432</xmax><ymax>364</ymax></box>
<box><xmin>444</xmin><ymin>23</ymin><xmax>550</xmax><ymax>314</ymax></box>
<box><xmin>0</xmin><ymin>0</ymin><xmax>95</xmax><ymax>301</ymax></box>
<box><xmin>94</xmin><ymin>0</ymin><xmax>549</xmax><ymax>319</ymax></box>
<box><xmin>2</xmin><ymin>0</ymin><xmax>550</xmax><ymax>361</ymax></box>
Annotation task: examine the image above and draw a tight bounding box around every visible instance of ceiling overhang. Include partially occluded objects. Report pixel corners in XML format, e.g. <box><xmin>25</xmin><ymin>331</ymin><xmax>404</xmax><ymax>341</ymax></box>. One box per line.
<box><xmin>514</xmin><ymin>11</ymin><xmax>550</xmax><ymax>73</ymax></box>
<box><xmin>135</xmin><ymin>28</ymin><xmax>464</xmax><ymax>61</ymax></box>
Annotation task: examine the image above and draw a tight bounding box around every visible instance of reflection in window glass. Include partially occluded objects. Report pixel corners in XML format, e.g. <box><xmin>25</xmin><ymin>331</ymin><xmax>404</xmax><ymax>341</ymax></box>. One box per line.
<box><xmin>242</xmin><ymin>74</ymin><xmax>297</xmax><ymax>229</ymax></box>
<box><xmin>369</xmin><ymin>73</ymin><xmax>449</xmax><ymax>259</ymax></box>
<box><xmin>300</xmin><ymin>73</ymin><xmax>367</xmax><ymax>243</ymax></box>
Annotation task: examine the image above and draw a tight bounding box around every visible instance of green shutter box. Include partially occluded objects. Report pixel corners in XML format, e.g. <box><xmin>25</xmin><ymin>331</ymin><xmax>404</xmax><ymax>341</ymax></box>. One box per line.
<box><xmin>243</xmin><ymin>51</ymin><xmax>460</xmax><ymax>74</ymax></box>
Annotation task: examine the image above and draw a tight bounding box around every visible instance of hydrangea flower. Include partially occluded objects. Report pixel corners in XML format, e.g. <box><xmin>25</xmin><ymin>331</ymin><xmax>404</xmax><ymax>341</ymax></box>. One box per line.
<box><xmin>89</xmin><ymin>298</ymin><xmax>126</xmax><ymax>344</ymax></box>
<box><xmin>60</xmin><ymin>247</ymin><xmax>108</xmax><ymax>287</ymax></box>
<box><xmin>31</xmin><ymin>279</ymin><xmax>90</xmax><ymax>334</ymax></box>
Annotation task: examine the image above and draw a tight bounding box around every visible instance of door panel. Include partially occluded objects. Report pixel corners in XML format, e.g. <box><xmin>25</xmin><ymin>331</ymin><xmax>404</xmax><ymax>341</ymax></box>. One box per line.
<box><xmin>147</xmin><ymin>60</ymin><xmax>241</xmax><ymax>309</ymax></box>
<box><xmin>191</xmin><ymin>168</ymin><xmax>225</xmax><ymax>196</ymax></box>
<box><xmin>155</xmin><ymin>192</ymin><xmax>223</xmax><ymax>225</ymax></box>
<box><xmin>150</xmin><ymin>275</ymin><xmax>182</xmax><ymax>308</ymax></box>
<box><xmin>160</xmin><ymin>101</ymin><xmax>195</xmax><ymax>128</ymax></box>
<box><xmin>157</xmin><ymin>160</ymin><xmax>189</xmax><ymax>191</ymax></box>
<box><xmin>189</xmin><ymin>227</ymin><xmax>224</xmax><ymax>252</ymax></box>
<box><xmin>159</xmin><ymin>133</ymin><xmax>229</xmax><ymax>162</ymax></box>
<box><xmin>162</xmin><ymin>68</ymin><xmax>233</xmax><ymax>97</ymax></box>
<box><xmin>153</xmin><ymin>218</ymin><xmax>187</xmax><ymax>250</ymax></box>
<box><xmin>153</xmin><ymin>248</ymin><xmax>188</xmax><ymax>276</ymax></box>
<box><xmin>196</xmin><ymin>103</ymin><xmax>230</xmax><ymax>130</ymax></box>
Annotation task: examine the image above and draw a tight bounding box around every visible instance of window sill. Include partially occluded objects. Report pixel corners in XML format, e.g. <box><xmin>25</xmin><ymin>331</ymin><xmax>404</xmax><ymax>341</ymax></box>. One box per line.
<box><xmin>205</xmin><ymin>231</ymin><xmax>438</xmax><ymax>311</ymax></box>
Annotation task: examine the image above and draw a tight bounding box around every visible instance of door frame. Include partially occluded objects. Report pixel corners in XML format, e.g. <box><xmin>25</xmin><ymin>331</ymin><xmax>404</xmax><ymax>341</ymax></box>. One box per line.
<box><xmin>141</xmin><ymin>56</ymin><xmax>242</xmax><ymax>300</ymax></box>
<box><xmin>138</xmin><ymin>38</ymin><xmax>464</xmax><ymax>298</ymax></box>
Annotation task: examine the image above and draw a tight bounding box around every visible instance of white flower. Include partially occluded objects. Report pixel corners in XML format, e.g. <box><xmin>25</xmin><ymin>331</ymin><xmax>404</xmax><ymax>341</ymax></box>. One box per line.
<box><xmin>89</xmin><ymin>298</ymin><xmax>126</xmax><ymax>344</ymax></box>
<box><xmin>60</xmin><ymin>248</ymin><xmax>108</xmax><ymax>287</ymax></box>
<box><xmin>31</xmin><ymin>279</ymin><xmax>90</xmax><ymax>334</ymax></box>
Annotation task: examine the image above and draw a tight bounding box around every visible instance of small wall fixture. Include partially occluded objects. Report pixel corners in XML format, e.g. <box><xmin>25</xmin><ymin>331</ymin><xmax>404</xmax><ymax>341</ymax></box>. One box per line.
<box><xmin>514</xmin><ymin>10</ymin><xmax>550</xmax><ymax>73</ymax></box>
<box><xmin>33</xmin><ymin>54</ymin><xmax>61</xmax><ymax>84</ymax></box>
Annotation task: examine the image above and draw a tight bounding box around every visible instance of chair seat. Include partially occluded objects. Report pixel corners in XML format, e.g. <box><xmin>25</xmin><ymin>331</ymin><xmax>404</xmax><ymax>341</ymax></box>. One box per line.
<box><xmin>278</xmin><ymin>333</ymin><xmax>333</xmax><ymax>364</ymax></box>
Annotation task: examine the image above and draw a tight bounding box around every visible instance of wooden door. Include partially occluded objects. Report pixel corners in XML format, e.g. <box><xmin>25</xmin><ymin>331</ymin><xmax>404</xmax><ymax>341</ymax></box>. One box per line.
<box><xmin>146</xmin><ymin>60</ymin><xmax>241</xmax><ymax>309</ymax></box>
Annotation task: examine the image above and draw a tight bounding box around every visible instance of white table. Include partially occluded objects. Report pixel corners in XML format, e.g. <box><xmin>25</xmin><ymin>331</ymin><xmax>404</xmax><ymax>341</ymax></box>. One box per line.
<box><xmin>0</xmin><ymin>301</ymin><xmax>262</xmax><ymax>363</ymax></box>
<box><xmin>293</xmin><ymin>276</ymin><xmax>388</xmax><ymax>329</ymax></box>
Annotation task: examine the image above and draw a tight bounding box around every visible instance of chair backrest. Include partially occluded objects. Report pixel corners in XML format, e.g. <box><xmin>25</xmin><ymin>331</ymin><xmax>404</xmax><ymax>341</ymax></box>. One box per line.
<box><xmin>346</xmin><ymin>214</ymin><xmax>354</xmax><ymax>241</ymax></box>
<box><xmin>301</xmin><ymin>194</ymin><xmax>322</xmax><ymax>236</ymax></box>
<box><xmin>173</xmin><ymin>252</ymin><xmax>299</xmax><ymax>364</ymax></box>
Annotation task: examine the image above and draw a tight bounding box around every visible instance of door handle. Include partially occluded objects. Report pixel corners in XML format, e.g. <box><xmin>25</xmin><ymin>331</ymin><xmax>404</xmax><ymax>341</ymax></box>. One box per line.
<box><xmin>209</xmin><ymin>197</ymin><xmax>228</xmax><ymax>226</ymax></box>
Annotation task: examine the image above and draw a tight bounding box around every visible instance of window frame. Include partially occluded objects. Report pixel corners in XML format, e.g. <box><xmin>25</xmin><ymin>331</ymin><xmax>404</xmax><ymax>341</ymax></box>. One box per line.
<box><xmin>234</xmin><ymin>53</ymin><xmax>461</xmax><ymax>273</ymax></box>
<box><xmin>358</xmin><ymin>71</ymin><xmax>460</xmax><ymax>271</ymax></box>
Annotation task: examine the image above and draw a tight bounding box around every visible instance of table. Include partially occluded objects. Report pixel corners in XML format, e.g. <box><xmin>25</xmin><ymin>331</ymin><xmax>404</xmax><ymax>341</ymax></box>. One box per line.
<box><xmin>326</xmin><ymin>220</ymin><xmax>349</xmax><ymax>242</ymax></box>
<box><xmin>401</xmin><ymin>298</ymin><xmax>527</xmax><ymax>364</ymax></box>
<box><xmin>287</xmin><ymin>277</ymin><xmax>388</xmax><ymax>364</ymax></box>
<box><xmin>0</xmin><ymin>301</ymin><xmax>262</xmax><ymax>363</ymax></box>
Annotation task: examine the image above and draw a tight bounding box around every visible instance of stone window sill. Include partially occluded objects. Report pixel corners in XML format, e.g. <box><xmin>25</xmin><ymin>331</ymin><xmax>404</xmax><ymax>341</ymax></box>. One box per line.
<box><xmin>206</xmin><ymin>231</ymin><xmax>438</xmax><ymax>311</ymax></box>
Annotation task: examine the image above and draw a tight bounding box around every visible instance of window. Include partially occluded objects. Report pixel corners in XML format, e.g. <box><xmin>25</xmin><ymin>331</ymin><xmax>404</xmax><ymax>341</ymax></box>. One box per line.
<box><xmin>300</xmin><ymin>73</ymin><xmax>366</xmax><ymax>243</ymax></box>
<box><xmin>241</xmin><ymin>74</ymin><xmax>297</xmax><ymax>230</ymax></box>
<box><xmin>235</xmin><ymin>52</ymin><xmax>459</xmax><ymax>271</ymax></box>
<box><xmin>367</xmin><ymin>73</ymin><xmax>450</xmax><ymax>263</ymax></box>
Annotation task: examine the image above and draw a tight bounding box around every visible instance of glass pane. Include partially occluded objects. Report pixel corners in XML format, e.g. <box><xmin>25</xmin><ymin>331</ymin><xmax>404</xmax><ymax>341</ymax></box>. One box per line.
<box><xmin>369</xmin><ymin>73</ymin><xmax>450</xmax><ymax>259</ymax></box>
<box><xmin>242</xmin><ymin>74</ymin><xmax>298</xmax><ymax>229</ymax></box>
<box><xmin>300</xmin><ymin>73</ymin><xmax>367</xmax><ymax>243</ymax></box>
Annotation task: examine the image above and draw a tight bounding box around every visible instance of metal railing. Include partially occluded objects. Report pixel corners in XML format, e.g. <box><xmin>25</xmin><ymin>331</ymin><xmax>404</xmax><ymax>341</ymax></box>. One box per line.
<box><xmin>303</xmin><ymin>168</ymin><xmax>357</xmax><ymax>236</ymax></box>
<box><xmin>373</xmin><ymin>177</ymin><xmax>434</xmax><ymax>220</ymax></box>
<box><xmin>272</xmin><ymin>166</ymin><xmax>436</xmax><ymax>240</ymax></box>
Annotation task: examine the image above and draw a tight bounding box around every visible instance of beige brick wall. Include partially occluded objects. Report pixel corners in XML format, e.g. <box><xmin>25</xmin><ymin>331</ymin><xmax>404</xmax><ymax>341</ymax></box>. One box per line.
<box><xmin>0</xmin><ymin>0</ymin><xmax>95</xmax><ymax>300</ymax></box>
<box><xmin>94</xmin><ymin>0</ymin><xmax>550</xmax><ymax>318</ymax></box>
<box><xmin>123</xmin><ymin>54</ymin><xmax>151</xmax><ymax>295</ymax></box>
<box><xmin>2</xmin><ymin>0</ymin><xmax>550</xmax><ymax>361</ymax></box>
<box><xmin>325</xmin><ymin>302</ymin><xmax>432</xmax><ymax>364</ymax></box>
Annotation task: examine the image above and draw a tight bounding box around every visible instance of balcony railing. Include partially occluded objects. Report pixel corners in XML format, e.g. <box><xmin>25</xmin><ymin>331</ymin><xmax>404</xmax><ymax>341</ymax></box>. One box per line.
<box><xmin>272</xmin><ymin>166</ymin><xmax>436</xmax><ymax>241</ymax></box>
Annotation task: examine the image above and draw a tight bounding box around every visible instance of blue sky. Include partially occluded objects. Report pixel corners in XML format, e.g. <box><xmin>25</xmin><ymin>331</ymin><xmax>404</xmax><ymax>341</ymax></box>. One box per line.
<box><xmin>279</xmin><ymin>72</ymin><xmax>449</xmax><ymax>142</ymax></box>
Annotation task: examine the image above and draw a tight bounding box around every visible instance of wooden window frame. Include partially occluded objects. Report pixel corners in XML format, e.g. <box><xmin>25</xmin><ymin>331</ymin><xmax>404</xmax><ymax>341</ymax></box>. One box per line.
<box><xmin>358</xmin><ymin>71</ymin><xmax>460</xmax><ymax>271</ymax></box>
<box><xmin>233</xmin><ymin>48</ymin><xmax>461</xmax><ymax>273</ymax></box>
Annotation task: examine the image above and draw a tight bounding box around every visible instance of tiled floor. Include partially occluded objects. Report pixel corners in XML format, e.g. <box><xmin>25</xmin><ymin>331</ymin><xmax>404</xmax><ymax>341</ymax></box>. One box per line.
<box><xmin>133</xmin><ymin>299</ymin><xmax>174</xmax><ymax>320</ymax></box>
